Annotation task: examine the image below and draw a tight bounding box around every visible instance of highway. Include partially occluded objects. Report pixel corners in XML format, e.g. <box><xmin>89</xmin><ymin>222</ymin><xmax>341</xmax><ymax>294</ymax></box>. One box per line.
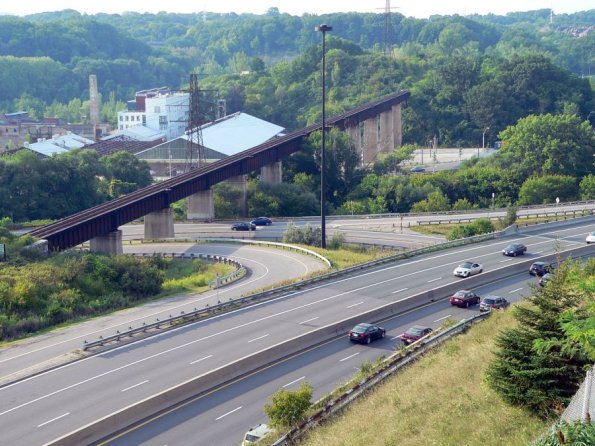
<box><xmin>0</xmin><ymin>221</ymin><xmax>591</xmax><ymax>445</ymax></box>
<box><xmin>0</xmin><ymin>243</ymin><xmax>327</xmax><ymax>381</ymax></box>
<box><xmin>103</xmin><ymin>272</ymin><xmax>541</xmax><ymax>446</ymax></box>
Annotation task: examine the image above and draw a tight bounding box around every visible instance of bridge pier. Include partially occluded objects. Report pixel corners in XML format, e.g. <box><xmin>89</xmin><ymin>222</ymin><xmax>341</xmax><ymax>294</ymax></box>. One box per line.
<box><xmin>90</xmin><ymin>230</ymin><xmax>123</xmax><ymax>255</ymax></box>
<box><xmin>188</xmin><ymin>190</ymin><xmax>215</xmax><ymax>221</ymax></box>
<box><xmin>144</xmin><ymin>208</ymin><xmax>175</xmax><ymax>239</ymax></box>
<box><xmin>344</xmin><ymin>102</ymin><xmax>403</xmax><ymax>164</ymax></box>
<box><xmin>260</xmin><ymin>161</ymin><xmax>282</xmax><ymax>184</ymax></box>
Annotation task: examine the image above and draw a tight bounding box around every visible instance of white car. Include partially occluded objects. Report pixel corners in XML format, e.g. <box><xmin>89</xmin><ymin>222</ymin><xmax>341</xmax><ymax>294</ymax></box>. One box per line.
<box><xmin>242</xmin><ymin>424</ymin><xmax>272</xmax><ymax>445</ymax></box>
<box><xmin>453</xmin><ymin>261</ymin><xmax>483</xmax><ymax>278</ymax></box>
<box><xmin>586</xmin><ymin>232</ymin><xmax>595</xmax><ymax>244</ymax></box>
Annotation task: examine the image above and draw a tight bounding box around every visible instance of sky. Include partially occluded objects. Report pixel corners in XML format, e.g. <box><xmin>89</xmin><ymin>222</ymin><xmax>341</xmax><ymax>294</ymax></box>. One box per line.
<box><xmin>0</xmin><ymin>0</ymin><xmax>593</xmax><ymax>19</ymax></box>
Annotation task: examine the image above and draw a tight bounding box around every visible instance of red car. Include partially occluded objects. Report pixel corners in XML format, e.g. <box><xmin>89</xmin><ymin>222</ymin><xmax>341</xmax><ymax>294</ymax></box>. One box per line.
<box><xmin>449</xmin><ymin>290</ymin><xmax>480</xmax><ymax>308</ymax></box>
<box><xmin>400</xmin><ymin>325</ymin><xmax>433</xmax><ymax>345</ymax></box>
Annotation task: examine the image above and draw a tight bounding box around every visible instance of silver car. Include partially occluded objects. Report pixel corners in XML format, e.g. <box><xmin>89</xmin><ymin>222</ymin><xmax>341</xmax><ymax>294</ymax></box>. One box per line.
<box><xmin>453</xmin><ymin>261</ymin><xmax>483</xmax><ymax>278</ymax></box>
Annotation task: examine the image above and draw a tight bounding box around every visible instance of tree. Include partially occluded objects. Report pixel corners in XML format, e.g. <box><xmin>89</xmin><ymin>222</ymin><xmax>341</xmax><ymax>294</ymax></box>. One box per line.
<box><xmin>485</xmin><ymin>260</ymin><xmax>591</xmax><ymax>417</ymax></box>
<box><xmin>518</xmin><ymin>175</ymin><xmax>578</xmax><ymax>205</ymax></box>
<box><xmin>264</xmin><ymin>381</ymin><xmax>313</xmax><ymax>429</ymax></box>
<box><xmin>579</xmin><ymin>174</ymin><xmax>595</xmax><ymax>200</ymax></box>
<box><xmin>499</xmin><ymin>114</ymin><xmax>595</xmax><ymax>178</ymax></box>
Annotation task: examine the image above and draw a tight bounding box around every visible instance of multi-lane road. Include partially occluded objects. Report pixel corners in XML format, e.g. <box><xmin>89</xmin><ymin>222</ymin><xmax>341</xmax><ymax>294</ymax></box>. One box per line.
<box><xmin>0</xmin><ymin>220</ymin><xmax>592</xmax><ymax>445</ymax></box>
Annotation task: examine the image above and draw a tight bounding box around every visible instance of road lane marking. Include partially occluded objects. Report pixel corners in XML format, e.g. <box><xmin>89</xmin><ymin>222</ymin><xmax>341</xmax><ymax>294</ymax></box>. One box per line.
<box><xmin>391</xmin><ymin>335</ymin><xmax>401</xmax><ymax>340</ymax></box>
<box><xmin>533</xmin><ymin>251</ymin><xmax>543</xmax><ymax>254</ymax></box>
<box><xmin>392</xmin><ymin>288</ymin><xmax>409</xmax><ymax>294</ymax></box>
<box><xmin>509</xmin><ymin>288</ymin><xmax>523</xmax><ymax>294</ymax></box>
<box><xmin>434</xmin><ymin>314</ymin><xmax>452</xmax><ymax>323</ymax></box>
<box><xmin>340</xmin><ymin>352</ymin><xmax>360</xmax><ymax>362</ymax></box>
<box><xmin>37</xmin><ymin>412</ymin><xmax>70</xmax><ymax>428</ymax></box>
<box><xmin>190</xmin><ymin>355</ymin><xmax>213</xmax><ymax>365</ymax></box>
<box><xmin>346</xmin><ymin>301</ymin><xmax>364</xmax><ymax>308</ymax></box>
<box><xmin>216</xmin><ymin>406</ymin><xmax>242</xmax><ymax>420</ymax></box>
<box><xmin>427</xmin><ymin>277</ymin><xmax>442</xmax><ymax>283</ymax></box>
<box><xmin>499</xmin><ymin>259</ymin><xmax>513</xmax><ymax>263</ymax></box>
<box><xmin>121</xmin><ymin>380</ymin><xmax>149</xmax><ymax>392</ymax></box>
<box><xmin>282</xmin><ymin>376</ymin><xmax>305</xmax><ymax>388</ymax></box>
<box><xmin>299</xmin><ymin>317</ymin><xmax>319</xmax><ymax>325</ymax></box>
<box><xmin>248</xmin><ymin>334</ymin><xmax>269</xmax><ymax>343</ymax></box>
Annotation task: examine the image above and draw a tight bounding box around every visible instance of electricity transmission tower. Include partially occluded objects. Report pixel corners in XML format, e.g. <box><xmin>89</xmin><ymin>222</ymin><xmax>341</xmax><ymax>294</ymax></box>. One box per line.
<box><xmin>376</xmin><ymin>1</ymin><xmax>400</xmax><ymax>54</ymax></box>
<box><xmin>185</xmin><ymin>72</ymin><xmax>205</xmax><ymax>172</ymax></box>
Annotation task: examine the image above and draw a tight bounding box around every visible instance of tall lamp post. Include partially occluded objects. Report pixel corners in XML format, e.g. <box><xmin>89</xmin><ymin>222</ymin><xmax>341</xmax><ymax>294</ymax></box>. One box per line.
<box><xmin>316</xmin><ymin>24</ymin><xmax>332</xmax><ymax>249</ymax></box>
<box><xmin>481</xmin><ymin>127</ymin><xmax>490</xmax><ymax>157</ymax></box>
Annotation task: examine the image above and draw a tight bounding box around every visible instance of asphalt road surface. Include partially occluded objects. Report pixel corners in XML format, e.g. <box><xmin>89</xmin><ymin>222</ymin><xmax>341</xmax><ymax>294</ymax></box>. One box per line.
<box><xmin>0</xmin><ymin>221</ymin><xmax>591</xmax><ymax>445</ymax></box>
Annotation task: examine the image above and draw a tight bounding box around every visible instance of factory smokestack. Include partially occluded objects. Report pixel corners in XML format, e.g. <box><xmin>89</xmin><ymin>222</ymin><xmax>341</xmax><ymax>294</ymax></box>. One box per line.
<box><xmin>89</xmin><ymin>74</ymin><xmax>100</xmax><ymax>139</ymax></box>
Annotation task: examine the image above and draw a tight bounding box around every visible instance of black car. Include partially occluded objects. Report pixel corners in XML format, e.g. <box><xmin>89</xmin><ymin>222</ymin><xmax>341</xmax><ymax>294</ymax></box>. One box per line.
<box><xmin>348</xmin><ymin>323</ymin><xmax>386</xmax><ymax>344</ymax></box>
<box><xmin>250</xmin><ymin>216</ymin><xmax>272</xmax><ymax>226</ymax></box>
<box><xmin>502</xmin><ymin>243</ymin><xmax>527</xmax><ymax>257</ymax></box>
<box><xmin>231</xmin><ymin>222</ymin><xmax>256</xmax><ymax>231</ymax></box>
<box><xmin>529</xmin><ymin>261</ymin><xmax>553</xmax><ymax>276</ymax></box>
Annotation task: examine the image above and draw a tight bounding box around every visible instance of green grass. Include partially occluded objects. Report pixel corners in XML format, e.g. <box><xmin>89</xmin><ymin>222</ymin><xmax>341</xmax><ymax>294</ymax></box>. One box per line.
<box><xmin>299</xmin><ymin>309</ymin><xmax>550</xmax><ymax>446</ymax></box>
<box><xmin>301</xmin><ymin>244</ymin><xmax>395</xmax><ymax>270</ymax></box>
<box><xmin>161</xmin><ymin>260</ymin><xmax>236</xmax><ymax>294</ymax></box>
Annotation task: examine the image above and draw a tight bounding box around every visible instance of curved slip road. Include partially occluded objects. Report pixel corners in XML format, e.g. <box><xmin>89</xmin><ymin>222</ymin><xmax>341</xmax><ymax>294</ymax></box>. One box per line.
<box><xmin>0</xmin><ymin>243</ymin><xmax>328</xmax><ymax>382</ymax></box>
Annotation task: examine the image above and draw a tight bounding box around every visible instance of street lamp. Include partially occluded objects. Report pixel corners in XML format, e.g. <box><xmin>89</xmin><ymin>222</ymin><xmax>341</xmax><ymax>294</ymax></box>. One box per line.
<box><xmin>492</xmin><ymin>192</ymin><xmax>495</xmax><ymax>209</ymax></box>
<box><xmin>481</xmin><ymin>127</ymin><xmax>490</xmax><ymax>157</ymax></box>
<box><xmin>315</xmin><ymin>24</ymin><xmax>332</xmax><ymax>249</ymax></box>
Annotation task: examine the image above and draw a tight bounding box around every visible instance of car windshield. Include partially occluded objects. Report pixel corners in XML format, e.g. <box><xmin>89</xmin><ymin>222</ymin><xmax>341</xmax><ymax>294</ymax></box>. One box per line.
<box><xmin>459</xmin><ymin>262</ymin><xmax>473</xmax><ymax>269</ymax></box>
<box><xmin>506</xmin><ymin>244</ymin><xmax>518</xmax><ymax>249</ymax></box>
<box><xmin>454</xmin><ymin>291</ymin><xmax>466</xmax><ymax>298</ymax></box>
<box><xmin>406</xmin><ymin>328</ymin><xmax>424</xmax><ymax>336</ymax></box>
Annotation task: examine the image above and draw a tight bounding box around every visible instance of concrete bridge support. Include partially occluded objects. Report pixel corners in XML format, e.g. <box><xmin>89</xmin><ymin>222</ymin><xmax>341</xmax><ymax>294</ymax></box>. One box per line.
<box><xmin>226</xmin><ymin>175</ymin><xmax>248</xmax><ymax>218</ymax></box>
<box><xmin>187</xmin><ymin>189</ymin><xmax>215</xmax><ymax>221</ymax></box>
<box><xmin>260</xmin><ymin>161</ymin><xmax>282</xmax><ymax>184</ymax></box>
<box><xmin>90</xmin><ymin>230</ymin><xmax>123</xmax><ymax>255</ymax></box>
<box><xmin>344</xmin><ymin>102</ymin><xmax>403</xmax><ymax>165</ymax></box>
<box><xmin>144</xmin><ymin>208</ymin><xmax>175</xmax><ymax>239</ymax></box>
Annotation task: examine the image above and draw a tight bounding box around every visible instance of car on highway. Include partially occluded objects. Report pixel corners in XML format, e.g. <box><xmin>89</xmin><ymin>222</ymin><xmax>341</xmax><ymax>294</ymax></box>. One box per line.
<box><xmin>231</xmin><ymin>222</ymin><xmax>256</xmax><ymax>231</ymax></box>
<box><xmin>587</xmin><ymin>231</ymin><xmax>595</xmax><ymax>244</ymax></box>
<box><xmin>348</xmin><ymin>323</ymin><xmax>386</xmax><ymax>344</ymax></box>
<box><xmin>479</xmin><ymin>295</ymin><xmax>510</xmax><ymax>312</ymax></box>
<box><xmin>250</xmin><ymin>216</ymin><xmax>273</xmax><ymax>226</ymax></box>
<box><xmin>529</xmin><ymin>261</ymin><xmax>553</xmax><ymax>276</ymax></box>
<box><xmin>410</xmin><ymin>166</ymin><xmax>426</xmax><ymax>173</ymax></box>
<box><xmin>400</xmin><ymin>325</ymin><xmax>433</xmax><ymax>345</ymax></box>
<box><xmin>242</xmin><ymin>423</ymin><xmax>272</xmax><ymax>445</ymax></box>
<box><xmin>449</xmin><ymin>289</ymin><xmax>481</xmax><ymax>308</ymax></box>
<box><xmin>502</xmin><ymin>242</ymin><xmax>527</xmax><ymax>257</ymax></box>
<box><xmin>453</xmin><ymin>261</ymin><xmax>483</xmax><ymax>278</ymax></box>
<box><xmin>539</xmin><ymin>273</ymin><xmax>553</xmax><ymax>287</ymax></box>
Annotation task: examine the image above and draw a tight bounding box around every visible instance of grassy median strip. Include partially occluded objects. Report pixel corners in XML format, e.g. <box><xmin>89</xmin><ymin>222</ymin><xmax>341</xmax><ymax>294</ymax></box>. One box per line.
<box><xmin>299</xmin><ymin>309</ymin><xmax>548</xmax><ymax>446</ymax></box>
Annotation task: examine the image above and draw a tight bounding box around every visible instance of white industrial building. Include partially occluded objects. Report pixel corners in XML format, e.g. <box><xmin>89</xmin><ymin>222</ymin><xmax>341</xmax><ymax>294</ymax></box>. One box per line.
<box><xmin>117</xmin><ymin>87</ymin><xmax>189</xmax><ymax>141</ymax></box>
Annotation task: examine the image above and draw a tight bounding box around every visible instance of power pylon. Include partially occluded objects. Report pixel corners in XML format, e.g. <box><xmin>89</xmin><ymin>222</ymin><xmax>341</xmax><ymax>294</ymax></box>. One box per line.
<box><xmin>185</xmin><ymin>72</ymin><xmax>205</xmax><ymax>172</ymax></box>
<box><xmin>376</xmin><ymin>1</ymin><xmax>400</xmax><ymax>54</ymax></box>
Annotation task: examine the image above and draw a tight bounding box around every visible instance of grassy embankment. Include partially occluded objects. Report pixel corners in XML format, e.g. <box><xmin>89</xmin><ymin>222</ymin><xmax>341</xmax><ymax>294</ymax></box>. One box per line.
<box><xmin>299</xmin><ymin>309</ymin><xmax>549</xmax><ymax>446</ymax></box>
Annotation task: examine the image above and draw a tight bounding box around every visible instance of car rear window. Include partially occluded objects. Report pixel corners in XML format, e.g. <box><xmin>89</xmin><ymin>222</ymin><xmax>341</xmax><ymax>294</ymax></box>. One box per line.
<box><xmin>407</xmin><ymin>328</ymin><xmax>423</xmax><ymax>336</ymax></box>
<box><xmin>483</xmin><ymin>298</ymin><xmax>496</xmax><ymax>304</ymax></box>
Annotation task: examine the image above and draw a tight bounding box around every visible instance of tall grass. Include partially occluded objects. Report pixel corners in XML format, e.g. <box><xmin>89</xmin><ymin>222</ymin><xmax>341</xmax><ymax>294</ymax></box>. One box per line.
<box><xmin>300</xmin><ymin>310</ymin><xmax>549</xmax><ymax>446</ymax></box>
<box><xmin>162</xmin><ymin>260</ymin><xmax>235</xmax><ymax>293</ymax></box>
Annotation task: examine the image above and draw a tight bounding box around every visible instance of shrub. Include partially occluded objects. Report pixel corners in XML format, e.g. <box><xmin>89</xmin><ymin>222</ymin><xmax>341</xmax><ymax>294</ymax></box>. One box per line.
<box><xmin>264</xmin><ymin>381</ymin><xmax>313</xmax><ymax>429</ymax></box>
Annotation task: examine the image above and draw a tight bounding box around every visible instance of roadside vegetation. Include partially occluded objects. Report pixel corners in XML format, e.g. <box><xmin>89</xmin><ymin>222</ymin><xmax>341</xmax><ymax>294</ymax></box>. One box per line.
<box><xmin>0</xmin><ymin>224</ymin><xmax>235</xmax><ymax>342</ymax></box>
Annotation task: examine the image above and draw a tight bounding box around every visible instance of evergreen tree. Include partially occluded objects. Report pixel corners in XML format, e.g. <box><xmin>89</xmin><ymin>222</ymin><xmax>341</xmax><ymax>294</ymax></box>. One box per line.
<box><xmin>485</xmin><ymin>260</ymin><xmax>591</xmax><ymax>417</ymax></box>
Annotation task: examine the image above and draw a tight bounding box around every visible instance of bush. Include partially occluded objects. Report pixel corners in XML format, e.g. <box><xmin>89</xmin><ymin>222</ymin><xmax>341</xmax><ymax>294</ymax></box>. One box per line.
<box><xmin>264</xmin><ymin>381</ymin><xmax>313</xmax><ymax>429</ymax></box>
<box><xmin>532</xmin><ymin>420</ymin><xmax>595</xmax><ymax>445</ymax></box>
<box><xmin>283</xmin><ymin>222</ymin><xmax>322</xmax><ymax>247</ymax></box>
<box><xmin>447</xmin><ymin>218</ymin><xmax>494</xmax><ymax>240</ymax></box>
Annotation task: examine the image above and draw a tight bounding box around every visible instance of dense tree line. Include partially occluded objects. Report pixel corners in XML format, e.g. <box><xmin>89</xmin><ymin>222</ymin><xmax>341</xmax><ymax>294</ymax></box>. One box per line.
<box><xmin>0</xmin><ymin>149</ymin><xmax>152</xmax><ymax>222</ymax></box>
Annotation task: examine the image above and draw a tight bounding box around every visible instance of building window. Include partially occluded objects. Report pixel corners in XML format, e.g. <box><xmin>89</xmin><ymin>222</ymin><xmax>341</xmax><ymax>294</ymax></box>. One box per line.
<box><xmin>136</xmin><ymin>116</ymin><xmax>140</xmax><ymax>121</ymax></box>
<box><xmin>142</xmin><ymin>115</ymin><xmax>146</xmax><ymax>125</ymax></box>
<box><xmin>125</xmin><ymin>116</ymin><xmax>129</xmax><ymax>121</ymax></box>
<box><xmin>120</xmin><ymin>125</ymin><xmax>123</xmax><ymax>130</ymax></box>
<box><xmin>154</xmin><ymin>106</ymin><xmax>161</xmax><ymax>113</ymax></box>
<box><xmin>159</xmin><ymin>116</ymin><xmax>168</xmax><ymax>131</ymax></box>
<box><xmin>119</xmin><ymin>116</ymin><xmax>123</xmax><ymax>121</ymax></box>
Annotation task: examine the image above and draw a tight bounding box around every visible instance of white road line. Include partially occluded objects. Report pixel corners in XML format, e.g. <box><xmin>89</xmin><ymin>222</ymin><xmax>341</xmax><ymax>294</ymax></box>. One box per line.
<box><xmin>37</xmin><ymin>412</ymin><xmax>70</xmax><ymax>428</ymax></box>
<box><xmin>533</xmin><ymin>251</ymin><xmax>543</xmax><ymax>254</ymax></box>
<box><xmin>427</xmin><ymin>277</ymin><xmax>442</xmax><ymax>283</ymax></box>
<box><xmin>434</xmin><ymin>314</ymin><xmax>452</xmax><ymax>323</ymax></box>
<box><xmin>509</xmin><ymin>288</ymin><xmax>523</xmax><ymax>294</ymax></box>
<box><xmin>248</xmin><ymin>334</ymin><xmax>269</xmax><ymax>343</ymax></box>
<box><xmin>299</xmin><ymin>317</ymin><xmax>319</xmax><ymax>325</ymax></box>
<box><xmin>392</xmin><ymin>288</ymin><xmax>409</xmax><ymax>294</ymax></box>
<box><xmin>216</xmin><ymin>406</ymin><xmax>242</xmax><ymax>420</ymax></box>
<box><xmin>190</xmin><ymin>355</ymin><xmax>213</xmax><ymax>365</ymax></box>
<box><xmin>121</xmin><ymin>380</ymin><xmax>149</xmax><ymax>392</ymax></box>
<box><xmin>391</xmin><ymin>335</ymin><xmax>401</xmax><ymax>340</ymax></box>
<box><xmin>340</xmin><ymin>352</ymin><xmax>360</xmax><ymax>362</ymax></box>
<box><xmin>499</xmin><ymin>259</ymin><xmax>513</xmax><ymax>263</ymax></box>
<box><xmin>346</xmin><ymin>301</ymin><xmax>364</xmax><ymax>309</ymax></box>
<box><xmin>283</xmin><ymin>376</ymin><xmax>306</xmax><ymax>388</ymax></box>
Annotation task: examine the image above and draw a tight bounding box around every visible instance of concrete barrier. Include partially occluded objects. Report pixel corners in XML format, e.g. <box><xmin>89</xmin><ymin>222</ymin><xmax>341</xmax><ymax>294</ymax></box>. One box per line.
<box><xmin>46</xmin><ymin>244</ymin><xmax>594</xmax><ymax>445</ymax></box>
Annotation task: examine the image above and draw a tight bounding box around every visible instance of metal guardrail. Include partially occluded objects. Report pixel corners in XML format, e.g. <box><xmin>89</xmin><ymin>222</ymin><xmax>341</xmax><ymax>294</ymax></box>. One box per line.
<box><xmin>417</xmin><ymin>209</ymin><xmax>594</xmax><ymax>226</ymax></box>
<box><xmin>272</xmin><ymin>312</ymin><xmax>491</xmax><ymax>445</ymax></box>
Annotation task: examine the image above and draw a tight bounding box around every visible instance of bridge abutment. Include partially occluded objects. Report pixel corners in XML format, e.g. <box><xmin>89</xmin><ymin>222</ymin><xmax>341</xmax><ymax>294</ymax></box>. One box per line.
<box><xmin>260</xmin><ymin>161</ymin><xmax>282</xmax><ymax>184</ymax></box>
<box><xmin>187</xmin><ymin>190</ymin><xmax>215</xmax><ymax>220</ymax></box>
<box><xmin>144</xmin><ymin>208</ymin><xmax>175</xmax><ymax>239</ymax></box>
<box><xmin>90</xmin><ymin>230</ymin><xmax>123</xmax><ymax>255</ymax></box>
